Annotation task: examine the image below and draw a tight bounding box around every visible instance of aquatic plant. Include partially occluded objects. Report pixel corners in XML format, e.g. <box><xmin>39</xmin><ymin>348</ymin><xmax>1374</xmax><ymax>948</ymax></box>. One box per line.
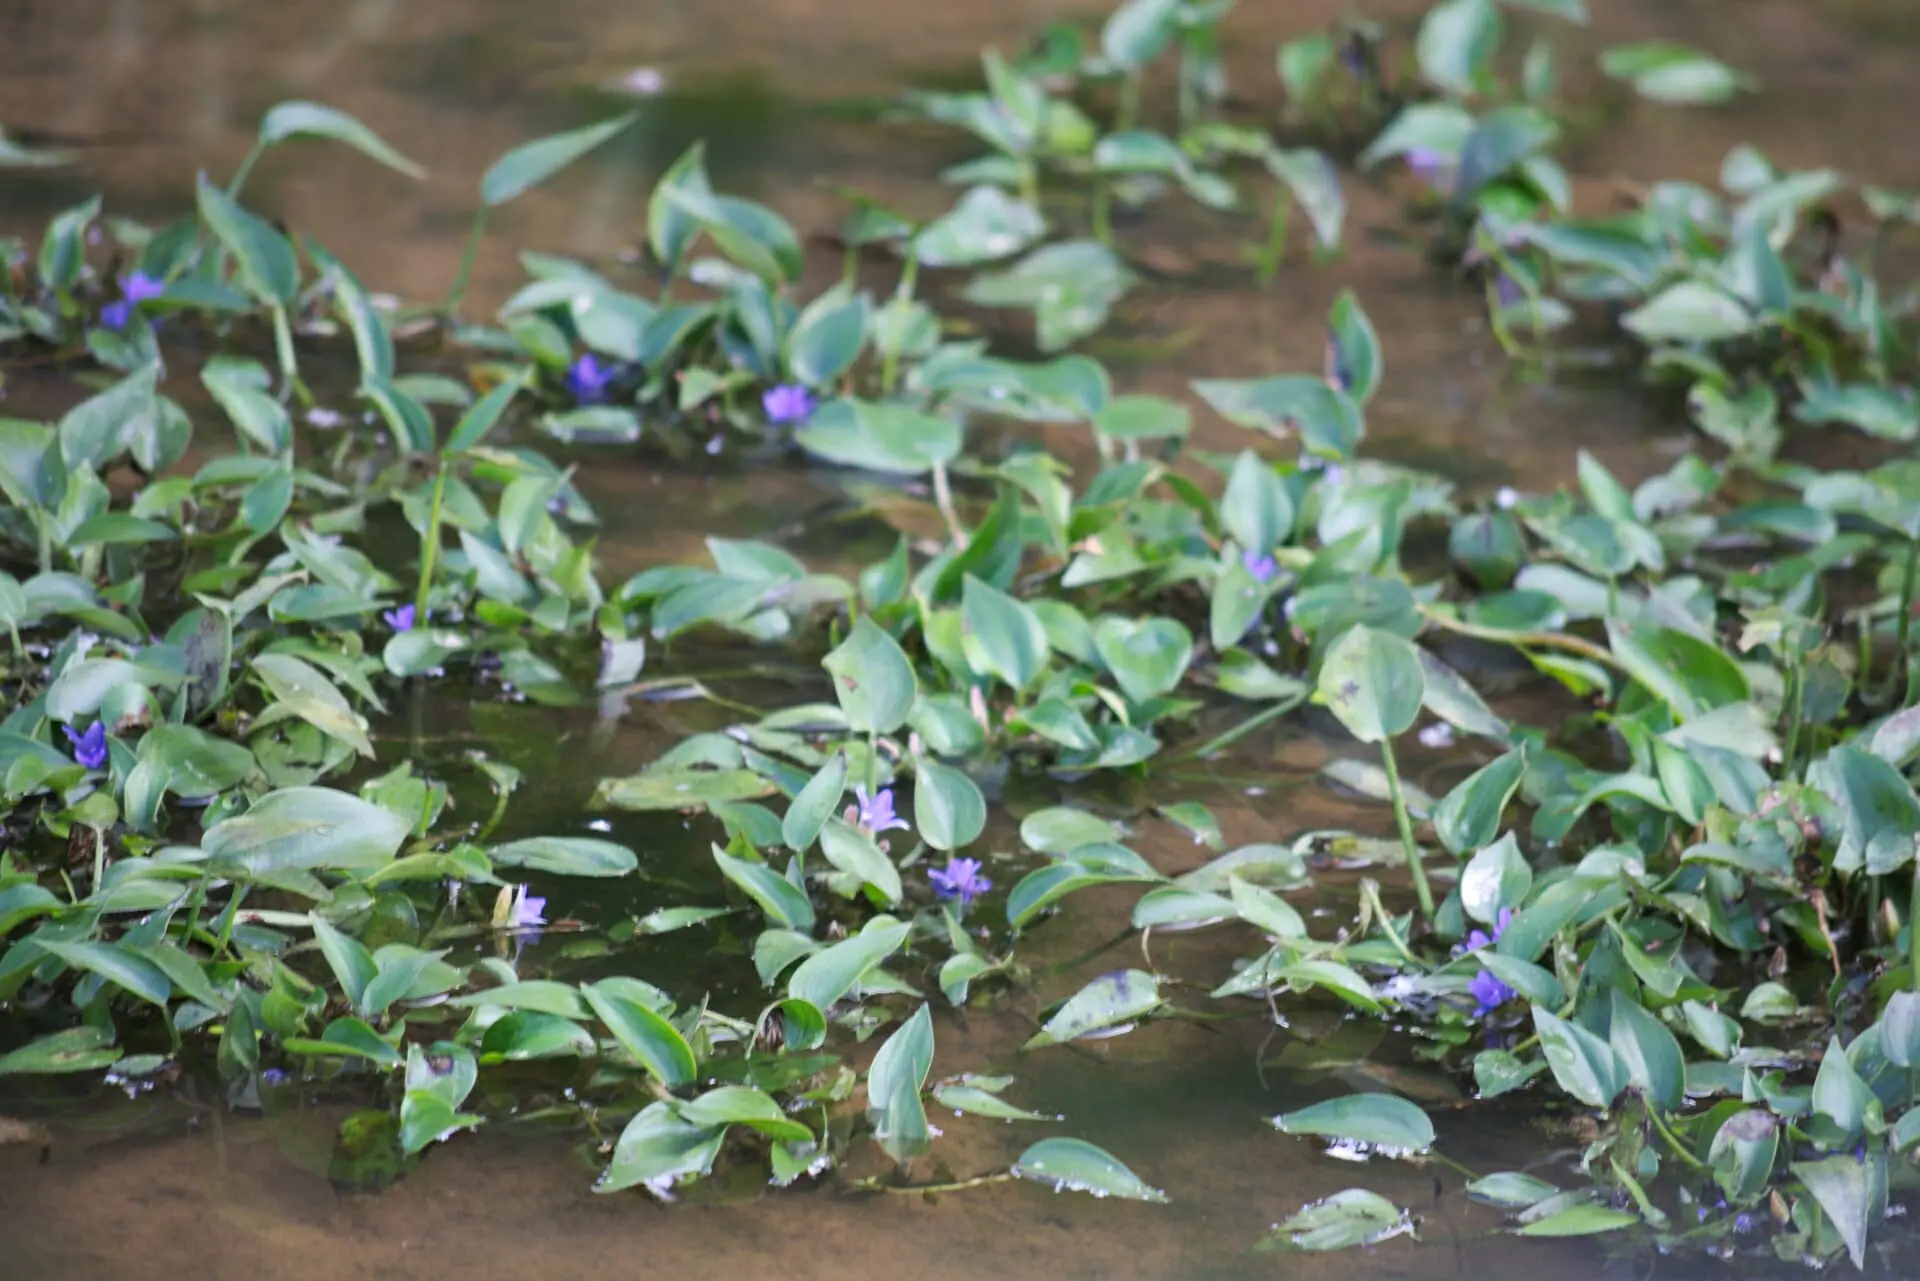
<box><xmin>1</xmin><ymin>0</ymin><xmax>1917</xmax><ymax>1270</ymax></box>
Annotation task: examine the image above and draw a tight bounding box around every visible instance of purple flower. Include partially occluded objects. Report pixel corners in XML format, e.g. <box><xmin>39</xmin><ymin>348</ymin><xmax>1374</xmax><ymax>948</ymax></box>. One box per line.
<box><xmin>853</xmin><ymin>785</ymin><xmax>910</xmax><ymax>836</ymax></box>
<box><xmin>763</xmin><ymin>383</ymin><xmax>816</xmax><ymax>426</ymax></box>
<box><xmin>100</xmin><ymin>271</ymin><xmax>164</xmax><ymax>330</ymax></box>
<box><xmin>382</xmin><ymin>603</ymin><xmax>416</xmax><ymax>632</ymax></box>
<box><xmin>63</xmin><ymin>721</ymin><xmax>108</xmax><ymax>771</ymax></box>
<box><xmin>1468</xmin><ymin>967</ymin><xmax>1516</xmax><ymax>1018</ymax></box>
<box><xmin>1494</xmin><ymin>273</ymin><xmax>1524</xmax><ymax>308</ymax></box>
<box><xmin>929</xmin><ymin>856</ymin><xmax>993</xmax><ymax>908</ymax></box>
<box><xmin>1734</xmin><ymin>1213</ymin><xmax>1754</xmax><ymax>1234</ymax></box>
<box><xmin>565</xmin><ymin>353</ymin><xmax>617</xmax><ymax>405</ymax></box>
<box><xmin>1404</xmin><ymin>148</ymin><xmax>1453</xmax><ymax>191</ymax></box>
<box><xmin>261</xmin><ymin>1068</ymin><xmax>290</xmax><ymax>1086</ymax></box>
<box><xmin>1465</xmin><ymin>906</ymin><xmax>1514</xmax><ymax>953</ymax></box>
<box><xmin>1241</xmin><ymin>549</ymin><xmax>1278</xmax><ymax>583</ymax></box>
<box><xmin>506</xmin><ymin>884</ymin><xmax>547</xmax><ymax>930</ymax></box>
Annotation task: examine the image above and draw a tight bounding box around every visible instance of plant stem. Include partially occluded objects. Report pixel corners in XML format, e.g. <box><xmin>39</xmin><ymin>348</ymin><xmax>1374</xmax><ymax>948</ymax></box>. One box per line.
<box><xmin>226</xmin><ymin>140</ymin><xmax>267</xmax><ymax>199</ymax></box>
<box><xmin>1378</xmin><ymin>737</ymin><xmax>1434</xmax><ymax>921</ymax></box>
<box><xmin>1091</xmin><ymin>179</ymin><xmax>1113</xmax><ymax>246</ymax></box>
<box><xmin>1257</xmin><ymin>191</ymin><xmax>1290</xmax><ymax>284</ymax></box>
<box><xmin>1169</xmin><ymin>689</ymin><xmax>1310</xmax><ymax>761</ymax></box>
<box><xmin>446</xmin><ymin>208</ymin><xmax>489</xmax><ymax>315</ymax></box>
<box><xmin>1117</xmin><ymin>74</ymin><xmax>1141</xmax><ymax>133</ymax></box>
<box><xmin>1645</xmin><ymin>1103</ymin><xmax>1709</xmax><ymax>1171</ymax></box>
<box><xmin>931</xmin><ymin>461</ymin><xmax>968</xmax><ymax>551</ymax></box>
<box><xmin>857</xmin><ymin>1171</ymin><xmax>1016</xmax><ymax>1195</ymax></box>
<box><xmin>1909</xmin><ymin>863</ymin><xmax>1920</xmax><ymax>993</ymax></box>
<box><xmin>1417</xmin><ymin>605</ymin><xmax>1625</xmax><ymax>671</ymax></box>
<box><xmin>878</xmin><ymin>254</ymin><xmax>920</xmax><ymax>396</ymax></box>
<box><xmin>1893</xmin><ymin>536</ymin><xmax>1918</xmax><ymax>698</ymax></box>
<box><xmin>414</xmin><ymin>458</ymin><xmax>450</xmax><ymax>622</ymax></box>
<box><xmin>1359</xmin><ymin>880</ymin><xmax>1420</xmax><ymax>968</ymax></box>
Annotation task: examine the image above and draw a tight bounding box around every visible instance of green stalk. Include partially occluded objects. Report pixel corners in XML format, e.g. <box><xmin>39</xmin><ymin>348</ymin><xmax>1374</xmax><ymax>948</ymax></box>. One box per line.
<box><xmin>1257</xmin><ymin>191</ymin><xmax>1290</xmax><ymax>284</ymax></box>
<box><xmin>1894</xmin><ymin>536</ymin><xmax>1918</xmax><ymax>698</ymax></box>
<box><xmin>1910</xmin><ymin>863</ymin><xmax>1920</xmax><ymax>993</ymax></box>
<box><xmin>1378</xmin><ymin>737</ymin><xmax>1434</xmax><ymax>921</ymax></box>
<box><xmin>878</xmin><ymin>254</ymin><xmax>921</xmax><ymax>396</ymax></box>
<box><xmin>445</xmin><ymin>208</ymin><xmax>489</xmax><ymax>314</ymax></box>
<box><xmin>1117</xmin><ymin>74</ymin><xmax>1141</xmax><ymax>133</ymax></box>
<box><xmin>1092</xmin><ymin>179</ymin><xmax>1114</xmax><ymax>247</ymax></box>
<box><xmin>226</xmin><ymin>140</ymin><xmax>267</xmax><ymax>199</ymax></box>
<box><xmin>413</xmin><ymin>458</ymin><xmax>450</xmax><ymax>622</ymax></box>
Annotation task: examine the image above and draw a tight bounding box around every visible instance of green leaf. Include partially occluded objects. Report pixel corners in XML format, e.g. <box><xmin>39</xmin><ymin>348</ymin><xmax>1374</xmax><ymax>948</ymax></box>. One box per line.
<box><xmin>1459</xmin><ymin>832</ymin><xmax>1531</xmax><ymax>925</ymax></box>
<box><xmin>1466</xmin><ymin>1172</ymin><xmax>1560</xmax><ymax>1209</ymax></box>
<box><xmin>446</xmin><ymin>980</ymin><xmax>592</xmax><ymax>1019</ymax></box>
<box><xmin>867</xmin><ymin>1004</ymin><xmax>934</xmax><ymax>1164</ymax></box>
<box><xmin>1533</xmin><ymin>1007</ymin><xmax>1625</xmax><ymax>1109</ymax></box>
<box><xmin>1620</xmin><ymin>280</ymin><xmax>1754</xmax><ymax>343</ymax></box>
<box><xmin>598</xmin><ymin>1102</ymin><xmax>725</xmax><ymax>1193</ymax></box>
<box><xmin>1417</xmin><ymin>0</ymin><xmax>1500</xmax><ymax>96</ymax></box>
<box><xmin>482</xmin><ymin>113</ymin><xmax>635</xmax><ymax>206</ymax></box>
<box><xmin>822</xmin><ymin>617</ymin><xmax>918</xmax><ymax>734</ymax></box>
<box><xmin>714</xmin><ymin>848</ymin><xmax>815</xmax><ymax>931</ymax></box>
<box><xmin>962</xmin><ymin>574</ymin><xmax>1048</xmax><ymax>691</ymax></box>
<box><xmin>1020</xmin><ymin>807</ymin><xmax>1119</xmax><ymax>854</ymax></box>
<box><xmin>786</xmin><ymin>290</ymin><xmax>870</xmax><ymax>387</ymax></box>
<box><xmin>1808</xmin><ymin>745</ymin><xmax>1920</xmax><ymax>875</ymax></box>
<box><xmin>1100</xmin><ymin>0</ymin><xmax>1180</xmax><ymax>70</ymax></box>
<box><xmin>1025</xmin><ymin>970</ymin><xmax>1161</xmax><ymax>1049</ymax></box>
<box><xmin>1012</xmin><ymin>1137</ymin><xmax>1167</xmax><ymax>1202</ymax></box>
<box><xmin>1274</xmin><ymin>1094</ymin><xmax>1434</xmax><ymax>1153</ymax></box>
<box><xmin>489</xmin><ymin>836</ymin><xmax>638</xmax><ymax>877</ymax></box>
<box><xmin>1792</xmin><ymin>1154</ymin><xmax>1875</xmax><ymax>1269</ymax></box>
<box><xmin>817</xmin><ymin>818</ymin><xmax>904</xmax><ymax>902</ymax></box>
<box><xmin>1229</xmin><ymin>876</ymin><xmax>1308</xmax><ymax>938</ymax></box>
<box><xmin>1607</xmin><ymin>988</ymin><xmax>1684</xmax><ymax>1111</ymax></box>
<box><xmin>1092</xmin><ymin>394</ymin><xmax>1190</xmax><ymax>442</ymax></box>
<box><xmin>783</xmin><ymin>752</ymin><xmax>849</xmax><ymax>853</ymax></box>
<box><xmin>1260</xmin><ymin>1189</ymin><xmax>1406</xmax><ymax>1250</ymax></box>
<box><xmin>1316</xmin><ymin>625</ymin><xmax>1424</xmax><ymax>743</ymax></box>
<box><xmin>480</xmin><ymin>1011</ymin><xmax>597</xmax><ymax>1060</ymax></box>
<box><xmin>38</xmin><ymin>940</ymin><xmax>170</xmax><ymax>1008</ymax></box>
<box><xmin>1220</xmin><ymin>450</ymin><xmax>1293</xmax><ymax>555</ymax></box>
<box><xmin>1810</xmin><ymin>1035</ymin><xmax>1879</xmax><ymax>1141</ymax></box>
<box><xmin>1599</xmin><ymin>41</ymin><xmax>1753</xmax><ymax>105</ymax></box>
<box><xmin>0</xmin><ymin>1026</ymin><xmax>121</xmax><ymax>1076</ymax></box>
<box><xmin>593</xmin><ymin>766</ymin><xmax>774</xmax><ymax>812</ymax></box>
<box><xmin>310</xmin><ymin>917</ymin><xmax>377</xmax><ymax>1011</ymax></box>
<box><xmin>1514</xmin><ymin>1203</ymin><xmax>1641</xmax><ymax>1236</ymax></box>
<box><xmin>680</xmin><ymin>1086</ymin><xmax>811</xmax><ymax>1142</ymax></box>
<box><xmin>1433</xmin><ymin>750</ymin><xmax>1525</xmax><ymax>856</ymax></box>
<box><xmin>913</xmin><ymin>758</ymin><xmax>986</xmax><ymax>851</ymax></box>
<box><xmin>1325</xmin><ymin>291</ymin><xmax>1381</xmax><ymax>403</ymax></box>
<box><xmin>284</xmin><ymin>1016</ymin><xmax>403</xmax><ymax>1067</ymax></box>
<box><xmin>257</xmin><ymin>101</ymin><xmax>424</xmax><ymax>178</ymax></box>
<box><xmin>1093</xmin><ymin>616</ymin><xmax>1193</xmax><ymax>704</ymax></box>
<box><xmin>204</xmin><ymin>786</ymin><xmax>410</xmax><ymax>876</ymax></box>
<box><xmin>1606</xmin><ymin>620</ymin><xmax>1749</xmax><ymax>722</ymax></box>
<box><xmin>932</xmin><ymin>1080</ymin><xmax>1052</xmax><ymax>1122</ymax></box>
<box><xmin>911</xmin><ymin>186</ymin><xmax>1045</xmax><ymax>268</ymax></box>
<box><xmin>252</xmin><ymin>652</ymin><xmax>373</xmax><ymax>758</ymax></box>
<box><xmin>787</xmin><ymin>916</ymin><xmax>910</xmax><ymax>1008</ymax></box>
<box><xmin>195</xmin><ymin>175</ymin><xmax>296</xmax><ymax>305</ymax></box>
<box><xmin>582</xmin><ymin>981</ymin><xmax>698</xmax><ymax>1088</ymax></box>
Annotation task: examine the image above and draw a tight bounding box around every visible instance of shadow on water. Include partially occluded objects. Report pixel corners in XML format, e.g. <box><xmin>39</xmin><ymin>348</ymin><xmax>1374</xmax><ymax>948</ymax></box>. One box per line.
<box><xmin>5</xmin><ymin>0</ymin><xmax>1920</xmax><ymax>1276</ymax></box>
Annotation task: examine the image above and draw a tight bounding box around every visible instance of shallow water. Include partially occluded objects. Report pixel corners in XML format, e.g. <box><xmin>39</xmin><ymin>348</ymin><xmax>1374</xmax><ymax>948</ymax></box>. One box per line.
<box><xmin>5</xmin><ymin>0</ymin><xmax>1920</xmax><ymax>1276</ymax></box>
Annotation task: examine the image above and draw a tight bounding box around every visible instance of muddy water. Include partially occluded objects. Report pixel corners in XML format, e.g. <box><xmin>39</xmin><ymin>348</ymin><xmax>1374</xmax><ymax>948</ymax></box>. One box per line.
<box><xmin>5</xmin><ymin>0</ymin><xmax>1920</xmax><ymax>1277</ymax></box>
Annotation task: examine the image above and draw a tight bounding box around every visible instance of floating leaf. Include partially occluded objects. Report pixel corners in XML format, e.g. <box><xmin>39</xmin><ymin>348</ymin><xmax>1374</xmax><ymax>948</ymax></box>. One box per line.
<box><xmin>1012</xmin><ymin>1137</ymin><xmax>1167</xmax><ymax>1202</ymax></box>
<box><xmin>1274</xmin><ymin>1094</ymin><xmax>1434</xmax><ymax>1153</ymax></box>
<box><xmin>1025</xmin><ymin>970</ymin><xmax>1161</xmax><ymax>1049</ymax></box>
<box><xmin>1261</xmin><ymin>1189</ymin><xmax>1408</xmax><ymax>1251</ymax></box>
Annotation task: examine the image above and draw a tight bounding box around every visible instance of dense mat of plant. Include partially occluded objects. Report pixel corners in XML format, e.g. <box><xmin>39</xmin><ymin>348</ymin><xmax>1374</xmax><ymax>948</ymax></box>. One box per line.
<box><xmin>4</xmin><ymin>0</ymin><xmax>1920</xmax><ymax>1268</ymax></box>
